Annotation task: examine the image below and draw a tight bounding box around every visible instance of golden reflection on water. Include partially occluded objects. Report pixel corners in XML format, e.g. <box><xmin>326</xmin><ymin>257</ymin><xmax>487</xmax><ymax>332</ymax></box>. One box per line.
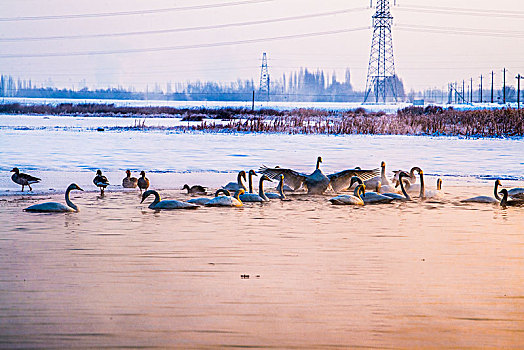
<box><xmin>0</xmin><ymin>184</ymin><xmax>523</xmax><ymax>349</ymax></box>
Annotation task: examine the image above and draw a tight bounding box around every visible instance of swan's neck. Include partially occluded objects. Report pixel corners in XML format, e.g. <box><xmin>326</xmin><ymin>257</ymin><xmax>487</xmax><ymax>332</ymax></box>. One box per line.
<box><xmin>316</xmin><ymin>158</ymin><xmax>321</xmax><ymax>170</ymax></box>
<box><xmin>500</xmin><ymin>190</ymin><xmax>508</xmax><ymax>206</ymax></box>
<box><xmin>65</xmin><ymin>188</ymin><xmax>78</xmax><ymax>211</ymax></box>
<box><xmin>248</xmin><ymin>173</ymin><xmax>254</xmax><ymax>193</ymax></box>
<box><xmin>234</xmin><ymin>190</ymin><xmax>242</xmax><ymax>201</ymax></box>
<box><xmin>494</xmin><ymin>181</ymin><xmax>501</xmax><ymax>200</ymax></box>
<box><xmin>277</xmin><ymin>178</ymin><xmax>285</xmax><ymax>199</ymax></box>
<box><xmin>419</xmin><ymin>172</ymin><xmax>425</xmax><ymax>199</ymax></box>
<box><xmin>381</xmin><ymin>163</ymin><xmax>387</xmax><ymax>182</ymax></box>
<box><xmin>399</xmin><ymin>177</ymin><xmax>412</xmax><ymax>201</ymax></box>
<box><xmin>259</xmin><ymin>178</ymin><xmax>269</xmax><ymax>201</ymax></box>
<box><xmin>149</xmin><ymin>191</ymin><xmax>161</xmax><ymax>208</ymax></box>
<box><xmin>353</xmin><ymin>185</ymin><xmax>362</xmax><ymax>199</ymax></box>
<box><xmin>237</xmin><ymin>173</ymin><xmax>246</xmax><ymax>190</ymax></box>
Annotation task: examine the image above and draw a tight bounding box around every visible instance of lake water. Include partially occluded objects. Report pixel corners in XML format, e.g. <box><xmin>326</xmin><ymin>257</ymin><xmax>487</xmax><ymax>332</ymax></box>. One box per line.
<box><xmin>0</xmin><ymin>114</ymin><xmax>523</xmax><ymax>348</ymax></box>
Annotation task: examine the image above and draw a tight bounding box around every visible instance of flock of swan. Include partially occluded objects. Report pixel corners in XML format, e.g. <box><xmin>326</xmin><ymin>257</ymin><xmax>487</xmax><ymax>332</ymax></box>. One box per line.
<box><xmin>8</xmin><ymin>157</ymin><xmax>524</xmax><ymax>213</ymax></box>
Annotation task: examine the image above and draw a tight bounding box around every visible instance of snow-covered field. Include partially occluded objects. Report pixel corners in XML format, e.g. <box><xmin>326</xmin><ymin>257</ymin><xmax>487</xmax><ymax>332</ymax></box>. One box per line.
<box><xmin>1</xmin><ymin>96</ymin><xmax>517</xmax><ymax>112</ymax></box>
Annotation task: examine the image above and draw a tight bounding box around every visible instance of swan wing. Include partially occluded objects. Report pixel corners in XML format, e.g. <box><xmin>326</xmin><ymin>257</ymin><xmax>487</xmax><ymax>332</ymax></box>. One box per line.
<box><xmin>329</xmin><ymin>195</ymin><xmax>363</xmax><ymax>205</ymax></box>
<box><xmin>155</xmin><ymin>200</ymin><xmax>198</xmax><ymax>209</ymax></box>
<box><xmin>508</xmin><ymin>188</ymin><xmax>524</xmax><ymax>199</ymax></box>
<box><xmin>25</xmin><ymin>202</ymin><xmax>71</xmax><ymax>212</ymax></box>
<box><xmin>258</xmin><ymin>166</ymin><xmax>307</xmax><ymax>191</ymax></box>
<box><xmin>328</xmin><ymin>168</ymin><xmax>380</xmax><ymax>193</ymax></box>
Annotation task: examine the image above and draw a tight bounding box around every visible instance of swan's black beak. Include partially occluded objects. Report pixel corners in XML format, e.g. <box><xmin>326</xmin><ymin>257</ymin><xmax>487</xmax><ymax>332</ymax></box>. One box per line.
<box><xmin>78</xmin><ymin>187</ymin><xmax>84</xmax><ymax>191</ymax></box>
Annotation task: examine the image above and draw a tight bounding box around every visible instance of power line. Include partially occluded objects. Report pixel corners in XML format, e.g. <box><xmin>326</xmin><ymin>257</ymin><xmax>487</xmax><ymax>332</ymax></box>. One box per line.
<box><xmin>396</xmin><ymin>24</ymin><xmax>524</xmax><ymax>38</ymax></box>
<box><xmin>0</xmin><ymin>7</ymin><xmax>368</xmax><ymax>42</ymax></box>
<box><xmin>0</xmin><ymin>0</ymin><xmax>273</xmax><ymax>22</ymax></box>
<box><xmin>0</xmin><ymin>26</ymin><xmax>371</xmax><ymax>59</ymax></box>
<box><xmin>397</xmin><ymin>4</ymin><xmax>524</xmax><ymax>19</ymax></box>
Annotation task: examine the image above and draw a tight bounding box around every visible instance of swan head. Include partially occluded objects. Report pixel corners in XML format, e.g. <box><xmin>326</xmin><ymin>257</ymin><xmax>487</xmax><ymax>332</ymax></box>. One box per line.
<box><xmin>316</xmin><ymin>156</ymin><xmax>323</xmax><ymax>169</ymax></box>
<box><xmin>96</xmin><ymin>169</ymin><xmax>103</xmax><ymax>176</ymax></box>
<box><xmin>380</xmin><ymin>161</ymin><xmax>386</xmax><ymax>168</ymax></box>
<box><xmin>125</xmin><ymin>169</ymin><xmax>131</xmax><ymax>176</ymax></box>
<box><xmin>68</xmin><ymin>183</ymin><xmax>84</xmax><ymax>192</ymax></box>
<box><xmin>215</xmin><ymin>189</ymin><xmax>230</xmax><ymax>197</ymax></box>
<box><xmin>140</xmin><ymin>171</ymin><xmax>146</xmax><ymax>177</ymax></box>
<box><xmin>10</xmin><ymin>167</ymin><xmax>19</xmax><ymax>174</ymax></box>
<box><xmin>260</xmin><ymin>174</ymin><xmax>272</xmax><ymax>183</ymax></box>
<box><xmin>350</xmin><ymin>176</ymin><xmax>363</xmax><ymax>187</ymax></box>
<box><xmin>498</xmin><ymin>189</ymin><xmax>508</xmax><ymax>196</ymax></box>
<box><xmin>495</xmin><ymin>179</ymin><xmax>502</xmax><ymax>187</ymax></box>
<box><xmin>182</xmin><ymin>184</ymin><xmax>190</xmax><ymax>190</ymax></box>
<box><xmin>248</xmin><ymin>170</ymin><xmax>257</xmax><ymax>177</ymax></box>
<box><xmin>140</xmin><ymin>190</ymin><xmax>156</xmax><ymax>203</ymax></box>
<box><xmin>410</xmin><ymin>167</ymin><xmax>423</xmax><ymax>175</ymax></box>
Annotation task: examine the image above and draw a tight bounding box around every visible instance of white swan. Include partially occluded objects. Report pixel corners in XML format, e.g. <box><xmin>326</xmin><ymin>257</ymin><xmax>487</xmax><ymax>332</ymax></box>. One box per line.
<box><xmin>499</xmin><ymin>189</ymin><xmax>524</xmax><ymax>207</ymax></box>
<box><xmin>245</xmin><ymin>170</ymin><xmax>257</xmax><ymax>194</ymax></box>
<box><xmin>329</xmin><ymin>184</ymin><xmax>365</xmax><ymax>205</ymax></box>
<box><xmin>187</xmin><ymin>189</ymin><xmax>226</xmax><ymax>206</ymax></box>
<box><xmin>392</xmin><ymin>168</ymin><xmax>417</xmax><ymax>188</ymax></box>
<box><xmin>351</xmin><ymin>177</ymin><xmax>393</xmax><ymax>204</ymax></box>
<box><xmin>25</xmin><ymin>183</ymin><xmax>83</xmax><ymax>212</ymax></box>
<box><xmin>141</xmin><ymin>190</ymin><xmax>198</xmax><ymax>210</ymax></box>
<box><xmin>424</xmin><ymin>178</ymin><xmax>443</xmax><ymax>200</ymax></box>
<box><xmin>461</xmin><ymin>180</ymin><xmax>501</xmax><ymax>203</ymax></box>
<box><xmin>364</xmin><ymin>161</ymin><xmax>399</xmax><ymax>193</ymax></box>
<box><xmin>260</xmin><ymin>156</ymin><xmax>379</xmax><ymax>194</ymax></box>
<box><xmin>223</xmin><ymin>171</ymin><xmax>247</xmax><ymax>192</ymax></box>
<box><xmin>206</xmin><ymin>189</ymin><xmax>244</xmax><ymax>207</ymax></box>
<box><xmin>266</xmin><ymin>174</ymin><xmax>286</xmax><ymax>200</ymax></box>
<box><xmin>382</xmin><ymin>172</ymin><xmax>412</xmax><ymax>201</ymax></box>
<box><xmin>239</xmin><ymin>175</ymin><xmax>272</xmax><ymax>202</ymax></box>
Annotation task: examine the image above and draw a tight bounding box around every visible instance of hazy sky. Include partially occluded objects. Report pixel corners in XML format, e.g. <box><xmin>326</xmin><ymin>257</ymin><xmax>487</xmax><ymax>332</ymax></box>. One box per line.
<box><xmin>0</xmin><ymin>0</ymin><xmax>523</xmax><ymax>92</ymax></box>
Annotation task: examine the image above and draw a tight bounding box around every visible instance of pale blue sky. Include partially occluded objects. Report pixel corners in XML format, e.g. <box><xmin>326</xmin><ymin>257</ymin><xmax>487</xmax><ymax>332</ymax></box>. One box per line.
<box><xmin>0</xmin><ymin>0</ymin><xmax>522</xmax><ymax>91</ymax></box>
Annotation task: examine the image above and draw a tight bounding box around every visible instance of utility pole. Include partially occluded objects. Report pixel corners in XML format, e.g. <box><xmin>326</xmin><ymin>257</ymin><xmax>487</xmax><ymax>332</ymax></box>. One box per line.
<box><xmin>470</xmin><ymin>77</ymin><xmax>473</xmax><ymax>103</ymax></box>
<box><xmin>462</xmin><ymin>80</ymin><xmax>465</xmax><ymax>104</ymax></box>
<box><xmin>364</xmin><ymin>0</ymin><xmax>398</xmax><ymax>103</ymax></box>
<box><xmin>517</xmin><ymin>74</ymin><xmax>523</xmax><ymax>111</ymax></box>
<box><xmin>503</xmin><ymin>68</ymin><xmax>507</xmax><ymax>104</ymax></box>
<box><xmin>491</xmin><ymin>71</ymin><xmax>494</xmax><ymax>103</ymax></box>
<box><xmin>479</xmin><ymin>75</ymin><xmax>483</xmax><ymax>103</ymax></box>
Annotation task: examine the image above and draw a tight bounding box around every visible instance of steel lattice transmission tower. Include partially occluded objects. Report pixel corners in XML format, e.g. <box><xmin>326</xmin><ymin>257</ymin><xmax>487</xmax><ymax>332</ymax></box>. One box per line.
<box><xmin>259</xmin><ymin>52</ymin><xmax>270</xmax><ymax>101</ymax></box>
<box><xmin>363</xmin><ymin>0</ymin><xmax>398</xmax><ymax>104</ymax></box>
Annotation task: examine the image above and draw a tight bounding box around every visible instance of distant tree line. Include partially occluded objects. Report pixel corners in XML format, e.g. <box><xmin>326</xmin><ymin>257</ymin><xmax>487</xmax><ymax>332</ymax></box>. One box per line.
<box><xmin>0</xmin><ymin>69</ymin><xmax>409</xmax><ymax>102</ymax></box>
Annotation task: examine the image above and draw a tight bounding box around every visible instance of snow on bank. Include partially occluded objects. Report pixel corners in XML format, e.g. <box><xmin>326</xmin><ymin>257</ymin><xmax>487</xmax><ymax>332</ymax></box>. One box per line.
<box><xmin>2</xmin><ymin>97</ymin><xmax>517</xmax><ymax>113</ymax></box>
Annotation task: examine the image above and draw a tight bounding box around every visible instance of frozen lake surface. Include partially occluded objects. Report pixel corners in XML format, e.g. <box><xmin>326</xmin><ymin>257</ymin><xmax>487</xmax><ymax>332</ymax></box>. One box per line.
<box><xmin>0</xmin><ymin>114</ymin><xmax>523</xmax><ymax>195</ymax></box>
<box><xmin>0</xmin><ymin>114</ymin><xmax>523</xmax><ymax>348</ymax></box>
